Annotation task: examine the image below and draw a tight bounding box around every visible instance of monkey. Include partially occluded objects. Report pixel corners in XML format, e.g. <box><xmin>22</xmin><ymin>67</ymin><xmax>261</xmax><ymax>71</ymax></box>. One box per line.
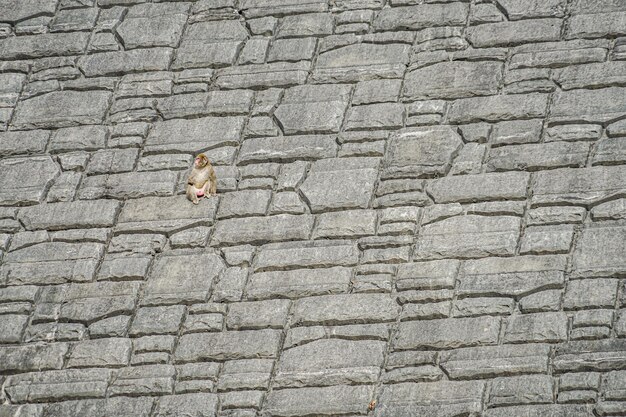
<box><xmin>186</xmin><ymin>153</ymin><xmax>217</xmax><ymax>204</ymax></box>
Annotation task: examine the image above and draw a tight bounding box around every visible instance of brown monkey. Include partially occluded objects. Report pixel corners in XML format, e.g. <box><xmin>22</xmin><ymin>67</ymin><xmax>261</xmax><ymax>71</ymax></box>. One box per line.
<box><xmin>186</xmin><ymin>153</ymin><xmax>216</xmax><ymax>204</ymax></box>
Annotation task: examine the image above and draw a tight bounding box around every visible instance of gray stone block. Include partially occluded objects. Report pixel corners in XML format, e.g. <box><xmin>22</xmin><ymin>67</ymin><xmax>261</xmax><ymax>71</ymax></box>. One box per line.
<box><xmin>0</xmin><ymin>156</ymin><xmax>59</xmax><ymax>206</ymax></box>
<box><xmin>175</xmin><ymin>329</ymin><xmax>282</xmax><ymax>362</ymax></box>
<box><xmin>533</xmin><ymin>166</ymin><xmax>626</xmax><ymax>207</ymax></box>
<box><xmin>239</xmin><ymin>135</ymin><xmax>337</xmax><ymax>164</ymax></box>
<box><xmin>467</xmin><ymin>19</ymin><xmax>562</xmax><ymax>47</ymax></box>
<box><xmin>486</xmin><ymin>141</ymin><xmax>590</xmax><ymax>172</ymax></box>
<box><xmin>5</xmin><ymin>369</ymin><xmax>112</xmax><ymax>403</ymax></box>
<box><xmin>117</xmin><ymin>3</ymin><xmax>188</xmax><ymax>49</ymax></box>
<box><xmin>373</xmin><ymin>3</ymin><xmax>468</xmax><ymax>31</ymax></box>
<box><xmin>0</xmin><ymin>130</ymin><xmax>49</xmax><ymax>157</ymax></box>
<box><xmin>59</xmin><ymin>281</ymin><xmax>140</xmax><ymax>323</ymax></box>
<box><xmin>216</xmin><ymin>62</ymin><xmax>310</xmax><ymax>89</ymax></box>
<box><xmin>459</xmin><ymin>255</ymin><xmax>566</xmax><ymax>298</ymax></box>
<box><xmin>550</xmin><ymin>87</ymin><xmax>626</xmax><ymax>124</ymax></box>
<box><xmin>374</xmin><ymin>381</ymin><xmax>484</xmax><ymax>417</ymax></box>
<box><xmin>440</xmin><ymin>344</ymin><xmax>550</xmax><ymax>380</ymax></box>
<box><xmin>226</xmin><ymin>299</ymin><xmax>290</xmax><ymax>330</ymax></box>
<box><xmin>404</xmin><ymin>61</ymin><xmax>502</xmax><ymax>100</ymax></box>
<box><xmin>246</xmin><ymin>266</ymin><xmax>352</xmax><ymax>300</ymax></box>
<box><xmin>312</xmin><ymin>43</ymin><xmax>409</xmax><ymax>82</ymax></box>
<box><xmin>274</xmin><ymin>339</ymin><xmax>385</xmax><ymax>387</ymax></box>
<box><xmin>217</xmin><ymin>359</ymin><xmax>273</xmax><ymax>391</ymax></box>
<box><xmin>13</xmin><ymin>90</ymin><xmax>111</xmax><ymax>129</ymax></box>
<box><xmin>1</xmin><ymin>242</ymin><xmax>104</xmax><ymax>285</ymax></box>
<box><xmin>212</xmin><ymin>214</ymin><xmax>313</xmax><ymax>245</ymax></box>
<box><xmin>384</xmin><ymin>126</ymin><xmax>462</xmax><ymax>178</ymax></box>
<box><xmin>415</xmin><ymin>215</ymin><xmax>520</xmax><ymax>260</ymax></box>
<box><xmin>276</xmin><ymin>13</ymin><xmax>333</xmax><ymax>38</ymax></box>
<box><xmin>145</xmin><ymin>116</ymin><xmax>244</xmax><ymax>154</ymax></box>
<box><xmin>567</xmin><ymin>11</ymin><xmax>626</xmax><ymax>39</ymax></box>
<box><xmin>78</xmin><ymin>48</ymin><xmax>173</xmax><ymax>77</ymax></box>
<box><xmin>300</xmin><ymin>158</ymin><xmax>379</xmax><ymax>212</ymax></box>
<box><xmin>116</xmin><ymin>196</ymin><xmax>217</xmax><ymax>234</ymax></box>
<box><xmin>263</xmin><ymin>385</ymin><xmax>373</xmax><ymax>417</ymax></box>
<box><xmin>448</xmin><ymin>93</ymin><xmax>548</xmax><ymax>123</ymax></box>
<box><xmin>174</xmin><ymin>21</ymin><xmax>247</xmax><ymax>69</ymax></box>
<box><xmin>154</xmin><ymin>393</ymin><xmax>218</xmax><ymax>417</ymax></box>
<box><xmin>18</xmin><ymin>200</ymin><xmax>120</xmax><ymax>231</ymax></box>
<box><xmin>504</xmin><ymin>312</ymin><xmax>568</xmax><ymax>343</ymax></box>
<box><xmin>1</xmin><ymin>0</ymin><xmax>58</xmax><ymax>23</ymax></box>
<box><xmin>489</xmin><ymin>375</ymin><xmax>554</xmax><ymax>406</ymax></box>
<box><xmin>275</xmin><ymin>84</ymin><xmax>350</xmax><ymax>134</ymax></box>
<box><xmin>130</xmin><ymin>305</ymin><xmax>186</xmax><ymax>336</ymax></box>
<box><xmin>142</xmin><ymin>253</ymin><xmax>224</xmax><ymax>306</ymax></box>
<box><xmin>108</xmin><ymin>365</ymin><xmax>175</xmax><ymax>397</ymax></box>
<box><xmin>0</xmin><ymin>32</ymin><xmax>88</xmax><ymax>60</ymax></box>
<box><xmin>67</xmin><ymin>338</ymin><xmax>131</xmax><ymax>368</ymax></box>
<box><xmin>292</xmin><ymin>293</ymin><xmax>399</xmax><ymax>326</ymax></box>
<box><xmin>394</xmin><ymin>316</ymin><xmax>500</xmax><ymax>350</ymax></box>
<box><xmin>427</xmin><ymin>172</ymin><xmax>529</xmax><ymax>203</ymax></box>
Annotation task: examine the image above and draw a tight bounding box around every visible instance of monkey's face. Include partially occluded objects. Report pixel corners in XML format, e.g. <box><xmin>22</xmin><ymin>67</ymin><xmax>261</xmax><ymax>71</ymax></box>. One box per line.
<box><xmin>194</xmin><ymin>154</ymin><xmax>207</xmax><ymax>168</ymax></box>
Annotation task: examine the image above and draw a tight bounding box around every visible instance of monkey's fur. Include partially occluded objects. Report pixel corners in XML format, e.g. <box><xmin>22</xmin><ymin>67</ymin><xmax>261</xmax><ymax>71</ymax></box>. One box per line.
<box><xmin>186</xmin><ymin>153</ymin><xmax>216</xmax><ymax>204</ymax></box>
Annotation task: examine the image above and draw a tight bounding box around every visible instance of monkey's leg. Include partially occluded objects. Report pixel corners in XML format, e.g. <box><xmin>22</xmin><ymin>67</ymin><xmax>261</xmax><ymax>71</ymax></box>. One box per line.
<box><xmin>201</xmin><ymin>182</ymin><xmax>210</xmax><ymax>198</ymax></box>
<box><xmin>209</xmin><ymin>179</ymin><xmax>217</xmax><ymax>196</ymax></box>
<box><xmin>187</xmin><ymin>186</ymin><xmax>199</xmax><ymax>204</ymax></box>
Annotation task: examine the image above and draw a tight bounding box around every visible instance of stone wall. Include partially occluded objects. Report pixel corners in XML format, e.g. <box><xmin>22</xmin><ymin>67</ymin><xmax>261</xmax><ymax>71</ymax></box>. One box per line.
<box><xmin>1</xmin><ymin>0</ymin><xmax>626</xmax><ymax>416</ymax></box>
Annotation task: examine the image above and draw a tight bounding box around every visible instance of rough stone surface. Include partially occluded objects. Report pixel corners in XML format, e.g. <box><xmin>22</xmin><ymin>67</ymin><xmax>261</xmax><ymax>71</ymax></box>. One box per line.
<box><xmin>0</xmin><ymin>1</ymin><xmax>624</xmax><ymax>416</ymax></box>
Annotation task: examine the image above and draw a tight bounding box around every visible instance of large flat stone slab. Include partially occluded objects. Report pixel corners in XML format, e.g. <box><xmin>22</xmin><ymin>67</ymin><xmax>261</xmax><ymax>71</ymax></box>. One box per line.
<box><xmin>174</xmin><ymin>21</ymin><xmax>248</xmax><ymax>69</ymax></box>
<box><xmin>274</xmin><ymin>84</ymin><xmax>351</xmax><ymax>134</ymax></box>
<box><xmin>415</xmin><ymin>215</ymin><xmax>521</xmax><ymax>260</ymax></box>
<box><xmin>238</xmin><ymin>135</ymin><xmax>337</xmax><ymax>164</ymax></box>
<box><xmin>77</xmin><ymin>48</ymin><xmax>174</xmax><ymax>77</ymax></box>
<box><xmin>448</xmin><ymin>93</ymin><xmax>548</xmax><ymax>124</ymax></box>
<box><xmin>274</xmin><ymin>339</ymin><xmax>386</xmax><ymax>387</ymax></box>
<box><xmin>403</xmin><ymin>61</ymin><xmax>502</xmax><ymax>100</ymax></box>
<box><xmin>1</xmin><ymin>0</ymin><xmax>58</xmax><ymax>23</ymax></box>
<box><xmin>532</xmin><ymin>166</ymin><xmax>626</xmax><ymax>206</ymax></box>
<box><xmin>4</xmin><ymin>369</ymin><xmax>112</xmax><ymax>403</ymax></box>
<box><xmin>0</xmin><ymin>32</ymin><xmax>88</xmax><ymax>60</ymax></box>
<box><xmin>253</xmin><ymin>241</ymin><xmax>360</xmax><ymax>272</ymax></box>
<box><xmin>292</xmin><ymin>293</ymin><xmax>399</xmax><ymax>326</ymax></box>
<box><xmin>1</xmin><ymin>242</ymin><xmax>104</xmax><ymax>285</ymax></box>
<box><xmin>383</xmin><ymin>127</ymin><xmax>463</xmax><ymax>178</ymax></box>
<box><xmin>0</xmin><ymin>156</ymin><xmax>59</xmax><ymax>206</ymax></box>
<box><xmin>550</xmin><ymin>87</ymin><xmax>626</xmax><ymax>124</ymax></box>
<box><xmin>440</xmin><ymin>344</ymin><xmax>550</xmax><ymax>380</ymax></box>
<box><xmin>394</xmin><ymin>317</ymin><xmax>501</xmax><ymax>350</ymax></box>
<box><xmin>175</xmin><ymin>329</ymin><xmax>282</xmax><ymax>362</ymax></box>
<box><xmin>18</xmin><ymin>200</ymin><xmax>120</xmax><ymax>231</ymax></box>
<box><xmin>0</xmin><ymin>343</ymin><xmax>68</xmax><ymax>373</ymax></box>
<box><xmin>373</xmin><ymin>3</ymin><xmax>468</xmax><ymax>31</ymax></box>
<box><xmin>212</xmin><ymin>214</ymin><xmax>313</xmax><ymax>246</ymax></box>
<box><xmin>426</xmin><ymin>172</ymin><xmax>529</xmax><ymax>203</ymax></box>
<box><xmin>300</xmin><ymin>158</ymin><xmax>379</xmax><ymax>212</ymax></box>
<box><xmin>13</xmin><ymin>91</ymin><xmax>111</xmax><ymax>129</ymax></box>
<box><xmin>117</xmin><ymin>3</ymin><xmax>189</xmax><ymax>49</ymax></box>
<box><xmin>216</xmin><ymin>62</ymin><xmax>310</xmax><ymax>89</ymax></box>
<box><xmin>312</xmin><ymin>43</ymin><xmax>410</xmax><ymax>82</ymax></box>
<box><xmin>459</xmin><ymin>255</ymin><xmax>566</xmax><ymax>298</ymax></box>
<box><xmin>142</xmin><ymin>253</ymin><xmax>224</xmax><ymax>305</ymax></box>
<box><xmin>246</xmin><ymin>267</ymin><xmax>352</xmax><ymax>300</ymax></box>
<box><xmin>374</xmin><ymin>381</ymin><xmax>484</xmax><ymax>417</ymax></box>
<box><xmin>144</xmin><ymin>116</ymin><xmax>245</xmax><ymax>154</ymax></box>
<box><xmin>116</xmin><ymin>196</ymin><xmax>217</xmax><ymax>234</ymax></box>
<box><xmin>264</xmin><ymin>385</ymin><xmax>373</xmax><ymax>417</ymax></box>
<box><xmin>572</xmin><ymin>224</ymin><xmax>626</xmax><ymax>278</ymax></box>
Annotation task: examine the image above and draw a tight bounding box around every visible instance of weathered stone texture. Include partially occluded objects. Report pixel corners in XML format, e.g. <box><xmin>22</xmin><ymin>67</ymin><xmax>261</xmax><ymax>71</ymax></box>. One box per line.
<box><xmin>0</xmin><ymin>1</ymin><xmax>624</xmax><ymax>415</ymax></box>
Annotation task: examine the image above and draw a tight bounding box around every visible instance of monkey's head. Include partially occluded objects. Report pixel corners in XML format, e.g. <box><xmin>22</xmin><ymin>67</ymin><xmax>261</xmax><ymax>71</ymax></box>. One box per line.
<box><xmin>194</xmin><ymin>153</ymin><xmax>208</xmax><ymax>168</ymax></box>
